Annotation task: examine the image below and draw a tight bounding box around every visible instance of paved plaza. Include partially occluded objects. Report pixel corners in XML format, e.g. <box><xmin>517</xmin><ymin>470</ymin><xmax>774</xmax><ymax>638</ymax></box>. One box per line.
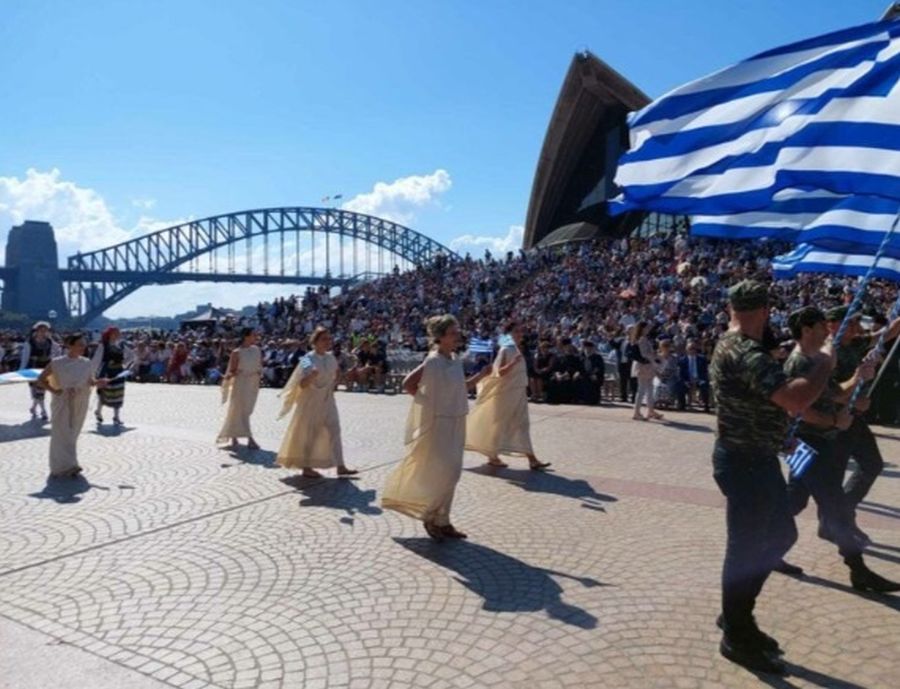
<box><xmin>0</xmin><ymin>383</ymin><xmax>898</xmax><ymax>689</ymax></box>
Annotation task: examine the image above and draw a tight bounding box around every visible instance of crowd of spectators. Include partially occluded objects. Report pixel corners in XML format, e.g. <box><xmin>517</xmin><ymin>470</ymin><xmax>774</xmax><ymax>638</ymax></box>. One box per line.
<box><xmin>1</xmin><ymin>234</ymin><xmax>897</xmax><ymax>421</ymax></box>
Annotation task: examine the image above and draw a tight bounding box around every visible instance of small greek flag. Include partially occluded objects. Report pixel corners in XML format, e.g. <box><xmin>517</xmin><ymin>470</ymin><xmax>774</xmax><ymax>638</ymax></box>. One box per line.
<box><xmin>467</xmin><ymin>337</ymin><xmax>494</xmax><ymax>355</ymax></box>
<box><xmin>0</xmin><ymin>369</ymin><xmax>41</xmax><ymax>385</ymax></box>
<box><xmin>299</xmin><ymin>353</ymin><xmax>315</xmax><ymax>371</ymax></box>
<box><xmin>112</xmin><ymin>370</ymin><xmax>133</xmax><ymax>381</ymax></box>
<box><xmin>783</xmin><ymin>439</ymin><xmax>818</xmax><ymax>478</ymax></box>
<box><xmin>498</xmin><ymin>334</ymin><xmax>515</xmax><ymax>348</ymax></box>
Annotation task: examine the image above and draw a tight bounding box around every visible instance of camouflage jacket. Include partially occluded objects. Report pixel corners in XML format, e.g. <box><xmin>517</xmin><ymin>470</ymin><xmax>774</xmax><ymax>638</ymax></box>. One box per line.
<box><xmin>710</xmin><ymin>331</ymin><xmax>789</xmax><ymax>455</ymax></box>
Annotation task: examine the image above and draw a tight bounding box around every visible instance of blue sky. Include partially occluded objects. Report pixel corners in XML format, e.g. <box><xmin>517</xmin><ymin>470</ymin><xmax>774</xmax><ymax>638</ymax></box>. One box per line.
<box><xmin>0</xmin><ymin>0</ymin><xmax>891</xmax><ymax>317</ymax></box>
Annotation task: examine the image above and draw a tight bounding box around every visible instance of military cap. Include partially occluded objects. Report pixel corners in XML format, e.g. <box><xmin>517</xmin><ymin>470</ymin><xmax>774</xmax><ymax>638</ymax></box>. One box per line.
<box><xmin>728</xmin><ymin>280</ymin><xmax>769</xmax><ymax>312</ymax></box>
<box><xmin>825</xmin><ymin>305</ymin><xmax>862</xmax><ymax>322</ymax></box>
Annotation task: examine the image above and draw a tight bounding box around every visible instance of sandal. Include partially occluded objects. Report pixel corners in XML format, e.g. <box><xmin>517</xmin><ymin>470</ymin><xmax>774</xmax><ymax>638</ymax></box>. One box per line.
<box><xmin>424</xmin><ymin>521</ymin><xmax>445</xmax><ymax>542</ymax></box>
<box><xmin>529</xmin><ymin>460</ymin><xmax>552</xmax><ymax>471</ymax></box>
<box><xmin>302</xmin><ymin>469</ymin><xmax>323</xmax><ymax>478</ymax></box>
<box><xmin>247</xmin><ymin>439</ymin><xmax>260</xmax><ymax>450</ymax></box>
<box><xmin>337</xmin><ymin>467</ymin><xmax>359</xmax><ymax>476</ymax></box>
<box><xmin>486</xmin><ymin>458</ymin><xmax>508</xmax><ymax>468</ymax></box>
<box><xmin>441</xmin><ymin>525</ymin><xmax>468</xmax><ymax>539</ymax></box>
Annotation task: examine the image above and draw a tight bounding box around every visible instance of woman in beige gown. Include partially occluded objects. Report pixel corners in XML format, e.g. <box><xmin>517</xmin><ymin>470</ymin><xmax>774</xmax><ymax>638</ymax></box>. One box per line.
<box><xmin>276</xmin><ymin>327</ymin><xmax>359</xmax><ymax>478</ymax></box>
<box><xmin>217</xmin><ymin>328</ymin><xmax>262</xmax><ymax>449</ymax></box>
<box><xmin>382</xmin><ymin>315</ymin><xmax>482</xmax><ymax>542</ymax></box>
<box><xmin>465</xmin><ymin>322</ymin><xmax>550</xmax><ymax>470</ymax></box>
<box><xmin>36</xmin><ymin>334</ymin><xmax>109</xmax><ymax>478</ymax></box>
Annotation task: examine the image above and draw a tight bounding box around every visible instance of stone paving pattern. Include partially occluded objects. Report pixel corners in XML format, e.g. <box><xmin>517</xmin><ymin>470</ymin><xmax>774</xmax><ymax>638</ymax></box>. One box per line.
<box><xmin>0</xmin><ymin>383</ymin><xmax>898</xmax><ymax>688</ymax></box>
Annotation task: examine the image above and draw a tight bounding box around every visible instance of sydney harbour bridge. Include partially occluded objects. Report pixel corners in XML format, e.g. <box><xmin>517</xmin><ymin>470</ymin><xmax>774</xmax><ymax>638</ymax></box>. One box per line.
<box><xmin>0</xmin><ymin>207</ymin><xmax>458</xmax><ymax>326</ymax></box>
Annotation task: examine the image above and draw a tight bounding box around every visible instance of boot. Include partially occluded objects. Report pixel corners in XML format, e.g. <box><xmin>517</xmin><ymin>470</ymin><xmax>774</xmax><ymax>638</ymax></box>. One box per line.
<box><xmin>846</xmin><ymin>555</ymin><xmax>900</xmax><ymax>593</ymax></box>
<box><xmin>716</xmin><ymin>614</ymin><xmax>782</xmax><ymax>655</ymax></box>
<box><xmin>719</xmin><ymin>637</ymin><xmax>786</xmax><ymax>675</ymax></box>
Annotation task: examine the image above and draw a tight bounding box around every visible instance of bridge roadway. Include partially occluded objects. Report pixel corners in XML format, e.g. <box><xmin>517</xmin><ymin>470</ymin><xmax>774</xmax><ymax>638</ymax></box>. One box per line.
<box><xmin>0</xmin><ymin>384</ymin><xmax>898</xmax><ymax>689</ymax></box>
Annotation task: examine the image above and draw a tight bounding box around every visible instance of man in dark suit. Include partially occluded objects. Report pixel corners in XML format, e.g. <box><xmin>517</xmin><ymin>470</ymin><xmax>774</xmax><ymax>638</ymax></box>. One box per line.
<box><xmin>677</xmin><ymin>340</ymin><xmax>710</xmax><ymax>412</ymax></box>
<box><xmin>581</xmin><ymin>340</ymin><xmax>606</xmax><ymax>405</ymax></box>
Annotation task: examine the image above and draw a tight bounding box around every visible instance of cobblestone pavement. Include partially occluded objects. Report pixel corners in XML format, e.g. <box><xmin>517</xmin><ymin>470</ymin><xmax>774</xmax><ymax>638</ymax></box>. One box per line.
<box><xmin>1</xmin><ymin>383</ymin><xmax>898</xmax><ymax>689</ymax></box>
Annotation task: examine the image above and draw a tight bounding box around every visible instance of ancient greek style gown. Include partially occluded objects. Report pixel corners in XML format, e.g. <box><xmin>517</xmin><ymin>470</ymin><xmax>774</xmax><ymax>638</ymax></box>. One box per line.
<box><xmin>47</xmin><ymin>355</ymin><xmax>94</xmax><ymax>475</ymax></box>
<box><xmin>276</xmin><ymin>352</ymin><xmax>344</xmax><ymax>469</ymax></box>
<box><xmin>217</xmin><ymin>345</ymin><xmax>262</xmax><ymax>442</ymax></box>
<box><xmin>465</xmin><ymin>343</ymin><xmax>535</xmax><ymax>457</ymax></box>
<box><xmin>382</xmin><ymin>351</ymin><xmax>468</xmax><ymax>526</ymax></box>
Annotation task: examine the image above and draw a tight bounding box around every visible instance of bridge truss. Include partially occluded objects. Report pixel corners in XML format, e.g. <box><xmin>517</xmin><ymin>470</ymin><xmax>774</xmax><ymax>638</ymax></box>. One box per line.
<box><xmin>65</xmin><ymin>207</ymin><xmax>457</xmax><ymax>324</ymax></box>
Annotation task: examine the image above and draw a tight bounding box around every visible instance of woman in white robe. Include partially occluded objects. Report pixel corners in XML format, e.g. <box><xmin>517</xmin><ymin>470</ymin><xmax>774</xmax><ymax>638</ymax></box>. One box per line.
<box><xmin>217</xmin><ymin>328</ymin><xmax>262</xmax><ymax>449</ymax></box>
<box><xmin>36</xmin><ymin>334</ymin><xmax>108</xmax><ymax>478</ymax></box>
<box><xmin>276</xmin><ymin>327</ymin><xmax>358</xmax><ymax>478</ymax></box>
<box><xmin>382</xmin><ymin>315</ymin><xmax>482</xmax><ymax>542</ymax></box>
<box><xmin>465</xmin><ymin>323</ymin><xmax>551</xmax><ymax>470</ymax></box>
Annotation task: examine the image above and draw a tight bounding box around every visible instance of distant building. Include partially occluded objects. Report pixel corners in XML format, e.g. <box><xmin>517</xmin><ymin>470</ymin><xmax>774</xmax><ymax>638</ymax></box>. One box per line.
<box><xmin>524</xmin><ymin>52</ymin><xmax>684</xmax><ymax>250</ymax></box>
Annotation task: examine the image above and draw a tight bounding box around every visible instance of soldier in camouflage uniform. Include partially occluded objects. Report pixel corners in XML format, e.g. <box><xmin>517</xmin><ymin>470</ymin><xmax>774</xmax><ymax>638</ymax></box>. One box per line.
<box><xmin>826</xmin><ymin>305</ymin><xmax>900</xmax><ymax>543</ymax></box>
<box><xmin>710</xmin><ymin>281</ymin><xmax>835</xmax><ymax>675</ymax></box>
<box><xmin>782</xmin><ymin>307</ymin><xmax>897</xmax><ymax>593</ymax></box>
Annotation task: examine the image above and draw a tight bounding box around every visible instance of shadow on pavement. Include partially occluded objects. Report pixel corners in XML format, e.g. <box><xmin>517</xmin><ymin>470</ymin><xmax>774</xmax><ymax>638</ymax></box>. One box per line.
<box><xmin>222</xmin><ymin>447</ymin><xmax>279</xmax><ymax>468</ymax></box>
<box><xmin>661</xmin><ymin>420</ymin><xmax>714</xmax><ymax>433</ymax></box>
<box><xmin>752</xmin><ymin>664</ymin><xmax>874</xmax><ymax>689</ymax></box>
<box><xmin>88</xmin><ymin>424</ymin><xmax>136</xmax><ymax>438</ymax></box>
<box><xmin>281</xmin><ymin>474</ymin><xmax>382</xmax><ymax>524</ymax></box>
<box><xmin>28</xmin><ymin>475</ymin><xmax>109</xmax><ymax>504</ymax></box>
<box><xmin>798</xmin><ymin>573</ymin><xmax>900</xmax><ymax>612</ymax></box>
<box><xmin>466</xmin><ymin>466</ymin><xmax>617</xmax><ymax>511</ymax></box>
<box><xmin>0</xmin><ymin>419</ymin><xmax>50</xmax><ymax>444</ymax></box>
<box><xmin>395</xmin><ymin>537</ymin><xmax>606</xmax><ymax>629</ymax></box>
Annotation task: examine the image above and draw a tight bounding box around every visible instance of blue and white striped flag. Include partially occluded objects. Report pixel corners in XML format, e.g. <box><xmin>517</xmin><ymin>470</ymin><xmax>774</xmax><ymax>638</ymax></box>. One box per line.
<box><xmin>299</xmin><ymin>353</ymin><xmax>315</xmax><ymax>372</ymax></box>
<box><xmin>773</xmin><ymin>242</ymin><xmax>900</xmax><ymax>281</ymax></box>
<box><xmin>693</xmin><ymin>188</ymin><xmax>900</xmax><ymax>253</ymax></box>
<box><xmin>498</xmin><ymin>334</ymin><xmax>516</xmax><ymax>348</ymax></box>
<box><xmin>783</xmin><ymin>439</ymin><xmax>818</xmax><ymax>478</ymax></box>
<box><xmin>612</xmin><ymin>18</ymin><xmax>900</xmax><ymax>217</ymax></box>
<box><xmin>467</xmin><ymin>337</ymin><xmax>494</xmax><ymax>355</ymax></box>
<box><xmin>0</xmin><ymin>369</ymin><xmax>41</xmax><ymax>385</ymax></box>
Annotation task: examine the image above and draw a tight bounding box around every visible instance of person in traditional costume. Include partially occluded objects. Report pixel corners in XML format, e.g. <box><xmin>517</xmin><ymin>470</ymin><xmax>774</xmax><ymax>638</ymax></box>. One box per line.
<box><xmin>382</xmin><ymin>315</ymin><xmax>484</xmax><ymax>542</ymax></box>
<box><xmin>37</xmin><ymin>334</ymin><xmax>109</xmax><ymax>478</ymax></box>
<box><xmin>216</xmin><ymin>328</ymin><xmax>262</xmax><ymax>449</ymax></box>
<box><xmin>19</xmin><ymin>321</ymin><xmax>59</xmax><ymax>421</ymax></box>
<box><xmin>92</xmin><ymin>326</ymin><xmax>132</xmax><ymax>426</ymax></box>
<box><xmin>276</xmin><ymin>327</ymin><xmax>359</xmax><ymax>478</ymax></box>
<box><xmin>465</xmin><ymin>322</ymin><xmax>551</xmax><ymax>470</ymax></box>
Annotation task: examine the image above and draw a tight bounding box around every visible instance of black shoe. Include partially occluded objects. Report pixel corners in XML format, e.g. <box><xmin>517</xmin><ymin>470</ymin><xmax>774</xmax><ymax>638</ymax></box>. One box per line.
<box><xmin>716</xmin><ymin>615</ymin><xmax>782</xmax><ymax>655</ymax></box>
<box><xmin>773</xmin><ymin>559</ymin><xmax>804</xmax><ymax>577</ymax></box>
<box><xmin>851</xmin><ymin>525</ymin><xmax>872</xmax><ymax>547</ymax></box>
<box><xmin>851</xmin><ymin>568</ymin><xmax>900</xmax><ymax>593</ymax></box>
<box><xmin>719</xmin><ymin>637</ymin><xmax>786</xmax><ymax>675</ymax></box>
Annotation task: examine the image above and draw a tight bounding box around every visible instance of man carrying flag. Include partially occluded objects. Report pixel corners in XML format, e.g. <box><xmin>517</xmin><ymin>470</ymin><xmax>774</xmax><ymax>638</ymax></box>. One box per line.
<box><xmin>781</xmin><ymin>307</ymin><xmax>898</xmax><ymax>592</ymax></box>
<box><xmin>710</xmin><ymin>281</ymin><xmax>836</xmax><ymax>674</ymax></box>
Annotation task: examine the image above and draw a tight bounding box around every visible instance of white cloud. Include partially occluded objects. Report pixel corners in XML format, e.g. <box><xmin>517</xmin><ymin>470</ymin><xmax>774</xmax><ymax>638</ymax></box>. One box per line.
<box><xmin>449</xmin><ymin>225</ymin><xmax>524</xmax><ymax>257</ymax></box>
<box><xmin>131</xmin><ymin>197</ymin><xmax>157</xmax><ymax>210</ymax></box>
<box><xmin>341</xmin><ymin>169</ymin><xmax>452</xmax><ymax>225</ymax></box>
<box><xmin>0</xmin><ymin>168</ymin><xmax>131</xmax><ymax>251</ymax></box>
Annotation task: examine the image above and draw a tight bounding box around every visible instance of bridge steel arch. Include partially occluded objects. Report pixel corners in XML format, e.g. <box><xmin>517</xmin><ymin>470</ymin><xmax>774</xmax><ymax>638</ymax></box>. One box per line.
<box><xmin>66</xmin><ymin>206</ymin><xmax>458</xmax><ymax>324</ymax></box>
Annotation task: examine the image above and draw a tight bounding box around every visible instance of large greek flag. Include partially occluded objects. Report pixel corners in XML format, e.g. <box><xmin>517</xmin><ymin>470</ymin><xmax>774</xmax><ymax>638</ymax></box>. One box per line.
<box><xmin>612</xmin><ymin>18</ymin><xmax>900</xmax><ymax>217</ymax></box>
<box><xmin>692</xmin><ymin>188</ymin><xmax>900</xmax><ymax>253</ymax></box>
<box><xmin>773</xmin><ymin>242</ymin><xmax>900</xmax><ymax>280</ymax></box>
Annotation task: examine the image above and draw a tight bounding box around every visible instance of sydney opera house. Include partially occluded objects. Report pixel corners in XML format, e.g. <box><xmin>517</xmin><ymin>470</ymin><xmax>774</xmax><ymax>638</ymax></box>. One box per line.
<box><xmin>524</xmin><ymin>51</ymin><xmax>684</xmax><ymax>250</ymax></box>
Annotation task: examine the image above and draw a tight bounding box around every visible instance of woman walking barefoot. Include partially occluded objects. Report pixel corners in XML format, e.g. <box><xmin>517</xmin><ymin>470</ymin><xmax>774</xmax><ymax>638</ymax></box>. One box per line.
<box><xmin>382</xmin><ymin>315</ymin><xmax>480</xmax><ymax>542</ymax></box>
<box><xmin>217</xmin><ymin>328</ymin><xmax>262</xmax><ymax>450</ymax></box>
<box><xmin>276</xmin><ymin>327</ymin><xmax>358</xmax><ymax>479</ymax></box>
<box><xmin>465</xmin><ymin>322</ymin><xmax>550</xmax><ymax>470</ymax></box>
<box><xmin>37</xmin><ymin>334</ymin><xmax>109</xmax><ymax>478</ymax></box>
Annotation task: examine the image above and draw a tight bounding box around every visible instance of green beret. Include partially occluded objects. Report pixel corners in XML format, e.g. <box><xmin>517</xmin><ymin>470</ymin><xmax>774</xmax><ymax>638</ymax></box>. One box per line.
<box><xmin>825</xmin><ymin>305</ymin><xmax>861</xmax><ymax>322</ymax></box>
<box><xmin>728</xmin><ymin>280</ymin><xmax>769</xmax><ymax>312</ymax></box>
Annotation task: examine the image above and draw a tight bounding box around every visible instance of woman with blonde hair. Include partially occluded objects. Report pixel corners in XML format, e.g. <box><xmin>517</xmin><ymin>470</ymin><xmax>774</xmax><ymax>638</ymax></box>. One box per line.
<box><xmin>276</xmin><ymin>327</ymin><xmax>358</xmax><ymax>478</ymax></box>
<box><xmin>465</xmin><ymin>321</ymin><xmax>550</xmax><ymax>470</ymax></box>
<box><xmin>217</xmin><ymin>327</ymin><xmax>262</xmax><ymax>449</ymax></box>
<box><xmin>383</xmin><ymin>315</ymin><xmax>481</xmax><ymax>541</ymax></box>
